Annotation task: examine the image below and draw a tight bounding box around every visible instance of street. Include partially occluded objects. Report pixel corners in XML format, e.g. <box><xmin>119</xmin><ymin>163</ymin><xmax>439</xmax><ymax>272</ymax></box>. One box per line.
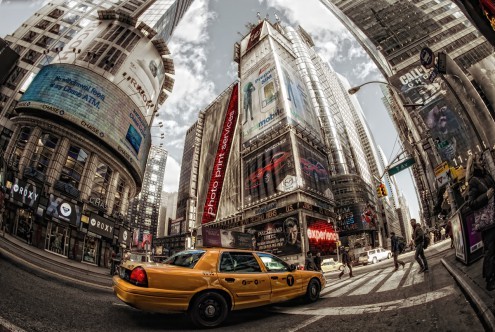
<box><xmin>0</xmin><ymin>241</ymin><xmax>486</xmax><ymax>331</ymax></box>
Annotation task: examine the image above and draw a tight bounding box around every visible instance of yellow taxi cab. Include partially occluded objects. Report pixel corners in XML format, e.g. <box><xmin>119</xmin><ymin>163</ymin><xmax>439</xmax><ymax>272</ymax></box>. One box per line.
<box><xmin>113</xmin><ymin>247</ymin><xmax>325</xmax><ymax>328</ymax></box>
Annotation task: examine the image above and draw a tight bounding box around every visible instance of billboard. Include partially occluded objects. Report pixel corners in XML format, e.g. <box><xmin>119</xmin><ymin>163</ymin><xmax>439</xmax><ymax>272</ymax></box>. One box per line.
<box><xmin>202</xmin><ymin>228</ymin><xmax>253</xmax><ymax>249</ymax></box>
<box><xmin>245</xmin><ymin>214</ymin><xmax>302</xmax><ymax>256</ymax></box>
<box><xmin>88</xmin><ymin>213</ymin><xmax>114</xmax><ymax>239</ymax></box>
<box><xmin>201</xmin><ymin>85</ymin><xmax>239</xmax><ymax>224</ymax></box>
<box><xmin>306</xmin><ymin>216</ymin><xmax>339</xmax><ymax>256</ymax></box>
<box><xmin>240</xmin><ymin>54</ymin><xmax>288</xmax><ymax>145</ymax></box>
<box><xmin>335</xmin><ymin>203</ymin><xmax>377</xmax><ymax>233</ymax></box>
<box><xmin>243</xmin><ymin>134</ymin><xmax>296</xmax><ymax>205</ymax></box>
<box><xmin>279</xmin><ymin>62</ymin><xmax>321</xmax><ymax>136</ymax></box>
<box><xmin>240</xmin><ymin>21</ymin><xmax>268</xmax><ymax>56</ymax></box>
<box><xmin>296</xmin><ymin>139</ymin><xmax>332</xmax><ymax>198</ymax></box>
<box><xmin>17</xmin><ymin>63</ymin><xmax>151</xmax><ymax>178</ymax></box>
<box><xmin>46</xmin><ymin>194</ymin><xmax>81</xmax><ymax>227</ymax></box>
<box><xmin>389</xmin><ymin>65</ymin><xmax>478</xmax><ymax>166</ymax></box>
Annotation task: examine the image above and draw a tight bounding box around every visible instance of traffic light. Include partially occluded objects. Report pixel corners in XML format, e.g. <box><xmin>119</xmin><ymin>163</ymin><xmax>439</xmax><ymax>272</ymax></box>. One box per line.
<box><xmin>376</xmin><ymin>185</ymin><xmax>383</xmax><ymax>198</ymax></box>
<box><xmin>380</xmin><ymin>183</ymin><xmax>388</xmax><ymax>197</ymax></box>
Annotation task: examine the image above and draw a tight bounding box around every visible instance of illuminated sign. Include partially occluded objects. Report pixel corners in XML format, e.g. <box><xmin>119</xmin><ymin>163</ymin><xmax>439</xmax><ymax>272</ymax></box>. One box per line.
<box><xmin>88</xmin><ymin>213</ymin><xmax>114</xmax><ymax>239</ymax></box>
<box><xmin>306</xmin><ymin>216</ymin><xmax>339</xmax><ymax>256</ymax></box>
<box><xmin>202</xmin><ymin>84</ymin><xmax>238</xmax><ymax>224</ymax></box>
<box><xmin>10</xmin><ymin>178</ymin><xmax>40</xmax><ymax>208</ymax></box>
<box><xmin>18</xmin><ymin>63</ymin><xmax>151</xmax><ymax>178</ymax></box>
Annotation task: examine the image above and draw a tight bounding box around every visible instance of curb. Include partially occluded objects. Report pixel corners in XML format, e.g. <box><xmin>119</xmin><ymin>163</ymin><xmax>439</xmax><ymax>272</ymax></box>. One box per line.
<box><xmin>441</xmin><ymin>258</ymin><xmax>495</xmax><ymax>330</ymax></box>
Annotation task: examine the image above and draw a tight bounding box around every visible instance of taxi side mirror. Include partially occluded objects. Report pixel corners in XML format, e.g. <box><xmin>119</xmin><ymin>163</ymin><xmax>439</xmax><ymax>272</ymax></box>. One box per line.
<box><xmin>289</xmin><ymin>264</ymin><xmax>297</xmax><ymax>272</ymax></box>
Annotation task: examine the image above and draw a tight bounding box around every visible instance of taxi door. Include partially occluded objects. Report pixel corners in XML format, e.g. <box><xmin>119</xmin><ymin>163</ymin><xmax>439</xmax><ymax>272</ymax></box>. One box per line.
<box><xmin>256</xmin><ymin>252</ymin><xmax>303</xmax><ymax>302</ymax></box>
<box><xmin>217</xmin><ymin>251</ymin><xmax>271</xmax><ymax>310</ymax></box>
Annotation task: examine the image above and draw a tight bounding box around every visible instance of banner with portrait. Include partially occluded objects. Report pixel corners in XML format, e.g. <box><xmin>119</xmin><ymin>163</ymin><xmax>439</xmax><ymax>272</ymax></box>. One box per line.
<box><xmin>202</xmin><ymin>228</ymin><xmax>253</xmax><ymax>249</ymax></box>
<box><xmin>245</xmin><ymin>214</ymin><xmax>301</xmax><ymax>256</ymax></box>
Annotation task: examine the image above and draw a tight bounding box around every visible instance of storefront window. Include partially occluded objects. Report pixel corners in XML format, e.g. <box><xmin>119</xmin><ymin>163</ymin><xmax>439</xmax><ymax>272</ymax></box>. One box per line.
<box><xmin>29</xmin><ymin>133</ymin><xmax>59</xmax><ymax>175</ymax></box>
<box><xmin>11</xmin><ymin>127</ymin><xmax>32</xmax><ymax>169</ymax></box>
<box><xmin>15</xmin><ymin>209</ymin><xmax>32</xmax><ymax>242</ymax></box>
<box><xmin>45</xmin><ymin>223</ymin><xmax>69</xmax><ymax>257</ymax></box>
<box><xmin>82</xmin><ymin>235</ymin><xmax>99</xmax><ymax>264</ymax></box>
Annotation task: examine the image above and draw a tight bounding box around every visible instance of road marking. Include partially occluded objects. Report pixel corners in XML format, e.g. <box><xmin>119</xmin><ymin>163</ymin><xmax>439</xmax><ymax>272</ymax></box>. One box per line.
<box><xmin>287</xmin><ymin>315</ymin><xmax>325</xmax><ymax>332</ymax></box>
<box><xmin>321</xmin><ymin>271</ymin><xmax>373</xmax><ymax>296</ymax></box>
<box><xmin>325</xmin><ymin>270</ymin><xmax>380</xmax><ymax>297</ymax></box>
<box><xmin>377</xmin><ymin>262</ymin><xmax>411</xmax><ymax>292</ymax></box>
<box><xmin>348</xmin><ymin>267</ymin><xmax>394</xmax><ymax>295</ymax></box>
<box><xmin>272</xmin><ymin>285</ymin><xmax>455</xmax><ymax>316</ymax></box>
<box><xmin>0</xmin><ymin>315</ymin><xmax>28</xmax><ymax>332</ymax></box>
<box><xmin>403</xmin><ymin>264</ymin><xmax>424</xmax><ymax>287</ymax></box>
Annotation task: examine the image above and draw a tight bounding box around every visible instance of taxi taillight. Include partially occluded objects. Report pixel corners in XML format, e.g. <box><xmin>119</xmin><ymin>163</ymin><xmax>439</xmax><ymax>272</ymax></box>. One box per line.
<box><xmin>129</xmin><ymin>267</ymin><xmax>148</xmax><ymax>287</ymax></box>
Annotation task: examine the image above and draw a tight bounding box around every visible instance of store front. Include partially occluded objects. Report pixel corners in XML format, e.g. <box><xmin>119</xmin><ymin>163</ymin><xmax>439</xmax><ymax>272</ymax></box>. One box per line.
<box><xmin>45</xmin><ymin>221</ymin><xmax>69</xmax><ymax>256</ymax></box>
<box><xmin>14</xmin><ymin>208</ymin><xmax>33</xmax><ymax>242</ymax></box>
<box><xmin>83</xmin><ymin>212</ymin><xmax>114</xmax><ymax>267</ymax></box>
<box><xmin>8</xmin><ymin>178</ymin><xmax>41</xmax><ymax>243</ymax></box>
<box><xmin>82</xmin><ymin>233</ymin><xmax>99</xmax><ymax>265</ymax></box>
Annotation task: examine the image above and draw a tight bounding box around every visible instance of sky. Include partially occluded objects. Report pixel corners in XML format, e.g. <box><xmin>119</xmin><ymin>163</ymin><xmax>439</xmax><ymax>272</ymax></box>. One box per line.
<box><xmin>0</xmin><ymin>0</ymin><xmax>420</xmax><ymax>220</ymax></box>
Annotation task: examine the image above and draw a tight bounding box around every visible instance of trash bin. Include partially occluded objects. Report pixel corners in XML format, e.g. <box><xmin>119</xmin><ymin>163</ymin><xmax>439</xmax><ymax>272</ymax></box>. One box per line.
<box><xmin>451</xmin><ymin>211</ymin><xmax>483</xmax><ymax>265</ymax></box>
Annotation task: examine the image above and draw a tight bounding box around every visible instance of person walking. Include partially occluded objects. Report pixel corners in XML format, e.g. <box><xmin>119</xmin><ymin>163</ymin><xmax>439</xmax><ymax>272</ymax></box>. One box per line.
<box><xmin>465</xmin><ymin>154</ymin><xmax>495</xmax><ymax>290</ymax></box>
<box><xmin>410</xmin><ymin>218</ymin><xmax>428</xmax><ymax>273</ymax></box>
<box><xmin>338</xmin><ymin>247</ymin><xmax>353</xmax><ymax>279</ymax></box>
<box><xmin>390</xmin><ymin>232</ymin><xmax>406</xmax><ymax>271</ymax></box>
<box><xmin>304</xmin><ymin>251</ymin><xmax>317</xmax><ymax>271</ymax></box>
<box><xmin>314</xmin><ymin>252</ymin><xmax>322</xmax><ymax>272</ymax></box>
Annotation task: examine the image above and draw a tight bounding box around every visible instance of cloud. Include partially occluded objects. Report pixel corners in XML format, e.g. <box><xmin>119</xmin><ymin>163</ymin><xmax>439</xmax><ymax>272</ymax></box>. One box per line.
<box><xmin>163</xmin><ymin>156</ymin><xmax>181</xmax><ymax>192</ymax></box>
<box><xmin>352</xmin><ymin>60</ymin><xmax>381</xmax><ymax>80</ymax></box>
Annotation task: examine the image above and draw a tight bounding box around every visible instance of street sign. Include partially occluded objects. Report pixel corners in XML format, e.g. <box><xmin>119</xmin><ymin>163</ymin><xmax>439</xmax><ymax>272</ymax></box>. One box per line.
<box><xmin>420</xmin><ymin>47</ymin><xmax>435</xmax><ymax>69</ymax></box>
<box><xmin>387</xmin><ymin>157</ymin><xmax>416</xmax><ymax>176</ymax></box>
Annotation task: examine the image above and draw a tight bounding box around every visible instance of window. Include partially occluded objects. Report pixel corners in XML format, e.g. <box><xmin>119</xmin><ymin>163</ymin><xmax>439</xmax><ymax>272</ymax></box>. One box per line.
<box><xmin>219</xmin><ymin>252</ymin><xmax>262</xmax><ymax>273</ymax></box>
<box><xmin>150</xmin><ymin>174</ymin><xmax>158</xmax><ymax>181</ymax></box>
<box><xmin>90</xmin><ymin>162</ymin><xmax>112</xmax><ymax>202</ymax></box>
<box><xmin>59</xmin><ymin>145</ymin><xmax>87</xmax><ymax>188</ymax></box>
<box><xmin>11</xmin><ymin>127</ymin><xmax>32</xmax><ymax>169</ymax></box>
<box><xmin>113</xmin><ymin>178</ymin><xmax>126</xmax><ymax>214</ymax></box>
<box><xmin>28</xmin><ymin>133</ymin><xmax>59</xmax><ymax>175</ymax></box>
<box><xmin>163</xmin><ymin>250</ymin><xmax>205</xmax><ymax>268</ymax></box>
<box><xmin>258</xmin><ymin>253</ymin><xmax>289</xmax><ymax>272</ymax></box>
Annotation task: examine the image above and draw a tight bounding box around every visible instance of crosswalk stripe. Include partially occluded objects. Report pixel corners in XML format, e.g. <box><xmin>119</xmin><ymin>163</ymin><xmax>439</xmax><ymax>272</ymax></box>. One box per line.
<box><xmin>321</xmin><ymin>271</ymin><xmax>372</xmax><ymax>296</ymax></box>
<box><xmin>325</xmin><ymin>270</ymin><xmax>381</xmax><ymax>297</ymax></box>
<box><xmin>348</xmin><ymin>267</ymin><xmax>395</xmax><ymax>295</ymax></box>
<box><xmin>377</xmin><ymin>262</ymin><xmax>411</xmax><ymax>292</ymax></box>
<box><xmin>403</xmin><ymin>264</ymin><xmax>424</xmax><ymax>287</ymax></box>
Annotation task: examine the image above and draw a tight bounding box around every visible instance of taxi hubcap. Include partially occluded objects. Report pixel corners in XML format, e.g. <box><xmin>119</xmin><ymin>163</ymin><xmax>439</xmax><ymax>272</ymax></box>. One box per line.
<box><xmin>205</xmin><ymin>304</ymin><xmax>216</xmax><ymax>317</ymax></box>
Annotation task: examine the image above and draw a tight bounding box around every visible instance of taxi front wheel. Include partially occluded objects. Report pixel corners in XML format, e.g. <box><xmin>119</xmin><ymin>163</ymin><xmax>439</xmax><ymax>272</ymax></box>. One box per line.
<box><xmin>305</xmin><ymin>278</ymin><xmax>321</xmax><ymax>303</ymax></box>
<box><xmin>188</xmin><ymin>292</ymin><xmax>229</xmax><ymax>328</ymax></box>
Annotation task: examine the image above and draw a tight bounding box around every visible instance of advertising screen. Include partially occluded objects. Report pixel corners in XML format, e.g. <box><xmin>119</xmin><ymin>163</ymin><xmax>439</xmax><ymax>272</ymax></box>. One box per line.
<box><xmin>240</xmin><ymin>54</ymin><xmax>288</xmax><ymax>145</ymax></box>
<box><xmin>334</xmin><ymin>203</ymin><xmax>377</xmax><ymax>233</ymax></box>
<box><xmin>296</xmin><ymin>139</ymin><xmax>332</xmax><ymax>198</ymax></box>
<box><xmin>279</xmin><ymin>62</ymin><xmax>321</xmax><ymax>137</ymax></box>
<box><xmin>245</xmin><ymin>214</ymin><xmax>302</xmax><ymax>256</ymax></box>
<box><xmin>243</xmin><ymin>134</ymin><xmax>296</xmax><ymax>205</ymax></box>
<box><xmin>18</xmin><ymin>63</ymin><xmax>151</xmax><ymax>178</ymax></box>
<box><xmin>389</xmin><ymin>65</ymin><xmax>478</xmax><ymax>166</ymax></box>
<box><xmin>306</xmin><ymin>216</ymin><xmax>339</xmax><ymax>256</ymax></box>
<box><xmin>202</xmin><ymin>228</ymin><xmax>253</xmax><ymax>249</ymax></box>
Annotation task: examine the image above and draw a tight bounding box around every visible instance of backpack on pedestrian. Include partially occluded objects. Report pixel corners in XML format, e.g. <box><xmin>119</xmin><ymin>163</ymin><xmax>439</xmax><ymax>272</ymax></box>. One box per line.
<box><xmin>423</xmin><ymin>233</ymin><xmax>431</xmax><ymax>249</ymax></box>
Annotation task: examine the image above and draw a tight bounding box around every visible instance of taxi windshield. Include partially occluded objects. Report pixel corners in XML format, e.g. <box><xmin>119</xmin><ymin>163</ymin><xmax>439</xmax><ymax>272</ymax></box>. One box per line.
<box><xmin>163</xmin><ymin>250</ymin><xmax>206</xmax><ymax>268</ymax></box>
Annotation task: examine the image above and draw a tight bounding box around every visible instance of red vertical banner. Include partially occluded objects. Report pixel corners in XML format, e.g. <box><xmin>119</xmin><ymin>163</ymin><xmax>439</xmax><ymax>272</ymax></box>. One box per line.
<box><xmin>202</xmin><ymin>84</ymin><xmax>239</xmax><ymax>224</ymax></box>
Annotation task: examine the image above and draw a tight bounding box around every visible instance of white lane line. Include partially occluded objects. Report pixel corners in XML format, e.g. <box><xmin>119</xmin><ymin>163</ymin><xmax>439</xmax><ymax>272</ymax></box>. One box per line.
<box><xmin>320</xmin><ymin>271</ymin><xmax>373</xmax><ymax>296</ymax></box>
<box><xmin>272</xmin><ymin>285</ymin><xmax>455</xmax><ymax>316</ymax></box>
<box><xmin>0</xmin><ymin>315</ymin><xmax>28</xmax><ymax>332</ymax></box>
<box><xmin>377</xmin><ymin>262</ymin><xmax>411</xmax><ymax>292</ymax></box>
<box><xmin>403</xmin><ymin>264</ymin><xmax>424</xmax><ymax>287</ymax></box>
<box><xmin>287</xmin><ymin>315</ymin><xmax>325</xmax><ymax>332</ymax></box>
<box><xmin>348</xmin><ymin>267</ymin><xmax>395</xmax><ymax>295</ymax></box>
<box><xmin>325</xmin><ymin>270</ymin><xmax>381</xmax><ymax>297</ymax></box>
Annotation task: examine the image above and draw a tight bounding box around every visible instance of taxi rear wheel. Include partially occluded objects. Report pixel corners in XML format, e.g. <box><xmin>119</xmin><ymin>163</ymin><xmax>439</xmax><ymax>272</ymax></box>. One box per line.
<box><xmin>188</xmin><ymin>292</ymin><xmax>229</xmax><ymax>328</ymax></box>
<box><xmin>305</xmin><ymin>278</ymin><xmax>321</xmax><ymax>303</ymax></box>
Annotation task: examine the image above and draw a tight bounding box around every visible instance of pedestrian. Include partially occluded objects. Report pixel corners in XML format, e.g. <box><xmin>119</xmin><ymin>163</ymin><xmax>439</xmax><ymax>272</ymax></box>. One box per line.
<box><xmin>440</xmin><ymin>227</ymin><xmax>446</xmax><ymax>240</ymax></box>
<box><xmin>314</xmin><ymin>252</ymin><xmax>322</xmax><ymax>272</ymax></box>
<box><xmin>304</xmin><ymin>251</ymin><xmax>317</xmax><ymax>271</ymax></box>
<box><xmin>338</xmin><ymin>246</ymin><xmax>353</xmax><ymax>279</ymax></box>
<box><xmin>410</xmin><ymin>218</ymin><xmax>428</xmax><ymax>273</ymax></box>
<box><xmin>465</xmin><ymin>154</ymin><xmax>495</xmax><ymax>291</ymax></box>
<box><xmin>390</xmin><ymin>232</ymin><xmax>406</xmax><ymax>271</ymax></box>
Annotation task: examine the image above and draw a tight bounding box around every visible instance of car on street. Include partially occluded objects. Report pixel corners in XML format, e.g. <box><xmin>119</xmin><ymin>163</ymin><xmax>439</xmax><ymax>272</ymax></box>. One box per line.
<box><xmin>113</xmin><ymin>247</ymin><xmax>325</xmax><ymax>328</ymax></box>
<box><xmin>357</xmin><ymin>248</ymin><xmax>392</xmax><ymax>265</ymax></box>
<box><xmin>245</xmin><ymin>151</ymin><xmax>292</xmax><ymax>190</ymax></box>
<box><xmin>480</xmin><ymin>0</ymin><xmax>495</xmax><ymax>30</ymax></box>
<box><xmin>320</xmin><ymin>258</ymin><xmax>344</xmax><ymax>273</ymax></box>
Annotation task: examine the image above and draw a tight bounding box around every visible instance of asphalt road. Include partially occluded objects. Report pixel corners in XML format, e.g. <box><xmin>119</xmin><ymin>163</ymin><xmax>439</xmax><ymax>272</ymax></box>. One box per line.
<box><xmin>0</xmin><ymin>241</ymin><xmax>487</xmax><ymax>331</ymax></box>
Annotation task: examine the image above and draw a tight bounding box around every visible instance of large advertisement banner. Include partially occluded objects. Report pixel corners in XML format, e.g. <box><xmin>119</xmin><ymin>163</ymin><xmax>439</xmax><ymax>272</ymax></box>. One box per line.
<box><xmin>201</xmin><ymin>85</ymin><xmax>239</xmax><ymax>224</ymax></box>
<box><xmin>18</xmin><ymin>63</ymin><xmax>151</xmax><ymax>177</ymax></box>
<box><xmin>46</xmin><ymin>194</ymin><xmax>81</xmax><ymax>227</ymax></box>
<box><xmin>243</xmin><ymin>134</ymin><xmax>296</xmax><ymax>205</ymax></box>
<box><xmin>296</xmin><ymin>139</ymin><xmax>332</xmax><ymax>198</ymax></box>
<box><xmin>202</xmin><ymin>228</ymin><xmax>253</xmax><ymax>249</ymax></box>
<box><xmin>240</xmin><ymin>21</ymin><xmax>268</xmax><ymax>57</ymax></box>
<box><xmin>240</xmin><ymin>54</ymin><xmax>288</xmax><ymax>145</ymax></box>
<box><xmin>389</xmin><ymin>65</ymin><xmax>478</xmax><ymax>166</ymax></box>
<box><xmin>279</xmin><ymin>62</ymin><xmax>321</xmax><ymax>137</ymax></box>
<box><xmin>306</xmin><ymin>216</ymin><xmax>339</xmax><ymax>256</ymax></box>
<box><xmin>246</xmin><ymin>214</ymin><xmax>302</xmax><ymax>256</ymax></box>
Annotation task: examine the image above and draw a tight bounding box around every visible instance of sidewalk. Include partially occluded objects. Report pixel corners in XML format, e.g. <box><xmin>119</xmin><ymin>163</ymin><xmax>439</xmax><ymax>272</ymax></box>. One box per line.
<box><xmin>0</xmin><ymin>232</ymin><xmax>113</xmax><ymax>290</ymax></box>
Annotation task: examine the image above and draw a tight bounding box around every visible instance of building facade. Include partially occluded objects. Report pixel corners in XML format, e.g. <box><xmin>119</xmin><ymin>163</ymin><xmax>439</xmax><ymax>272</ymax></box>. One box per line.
<box><xmin>0</xmin><ymin>0</ymin><xmax>193</xmax><ymax>266</ymax></box>
<box><xmin>322</xmin><ymin>0</ymin><xmax>495</xmax><ymax>227</ymax></box>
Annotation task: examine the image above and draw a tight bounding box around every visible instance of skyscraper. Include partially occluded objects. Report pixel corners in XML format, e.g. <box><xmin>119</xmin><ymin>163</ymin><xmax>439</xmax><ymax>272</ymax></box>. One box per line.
<box><xmin>322</xmin><ymin>0</ymin><xmax>495</xmax><ymax>226</ymax></box>
<box><xmin>0</xmin><ymin>0</ymin><xmax>193</xmax><ymax>266</ymax></box>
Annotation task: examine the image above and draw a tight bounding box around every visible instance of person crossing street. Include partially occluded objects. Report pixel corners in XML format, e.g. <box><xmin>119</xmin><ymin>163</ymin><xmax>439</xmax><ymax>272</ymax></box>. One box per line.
<box><xmin>390</xmin><ymin>232</ymin><xmax>406</xmax><ymax>271</ymax></box>
<box><xmin>339</xmin><ymin>246</ymin><xmax>353</xmax><ymax>279</ymax></box>
<box><xmin>410</xmin><ymin>218</ymin><xmax>429</xmax><ymax>273</ymax></box>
